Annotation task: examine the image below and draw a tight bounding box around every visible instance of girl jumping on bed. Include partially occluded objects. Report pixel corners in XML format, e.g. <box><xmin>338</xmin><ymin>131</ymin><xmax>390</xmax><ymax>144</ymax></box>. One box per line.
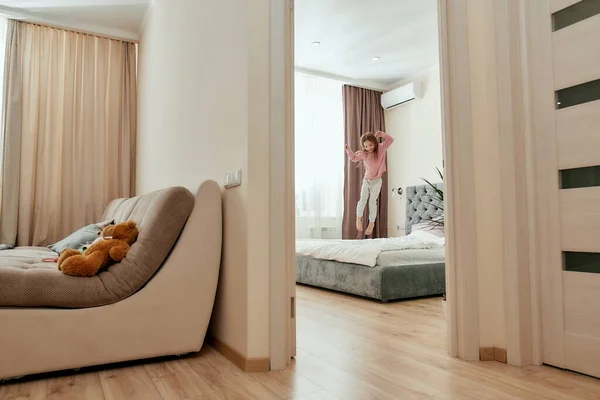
<box><xmin>345</xmin><ymin>130</ymin><xmax>394</xmax><ymax>236</ymax></box>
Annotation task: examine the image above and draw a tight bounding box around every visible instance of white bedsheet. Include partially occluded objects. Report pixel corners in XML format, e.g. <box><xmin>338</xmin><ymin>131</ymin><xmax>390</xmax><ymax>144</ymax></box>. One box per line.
<box><xmin>376</xmin><ymin>248</ymin><xmax>446</xmax><ymax>267</ymax></box>
<box><xmin>295</xmin><ymin>231</ymin><xmax>445</xmax><ymax>267</ymax></box>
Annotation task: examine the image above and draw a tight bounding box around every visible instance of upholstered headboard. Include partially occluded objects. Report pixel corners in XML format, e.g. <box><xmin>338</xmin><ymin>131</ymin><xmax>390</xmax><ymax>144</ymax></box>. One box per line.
<box><xmin>405</xmin><ymin>183</ymin><xmax>444</xmax><ymax>234</ymax></box>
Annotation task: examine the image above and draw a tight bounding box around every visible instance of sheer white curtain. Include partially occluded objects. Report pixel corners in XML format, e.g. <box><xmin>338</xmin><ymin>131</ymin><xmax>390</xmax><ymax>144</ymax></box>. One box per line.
<box><xmin>295</xmin><ymin>72</ymin><xmax>344</xmax><ymax>239</ymax></box>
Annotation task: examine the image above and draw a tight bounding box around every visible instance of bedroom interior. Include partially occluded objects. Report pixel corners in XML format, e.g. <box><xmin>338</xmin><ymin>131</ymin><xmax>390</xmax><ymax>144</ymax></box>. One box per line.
<box><xmin>293</xmin><ymin>0</ymin><xmax>448</xmax><ymax>345</ymax></box>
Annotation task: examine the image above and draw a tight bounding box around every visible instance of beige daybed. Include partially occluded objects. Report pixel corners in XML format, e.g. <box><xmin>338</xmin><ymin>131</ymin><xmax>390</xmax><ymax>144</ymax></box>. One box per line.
<box><xmin>0</xmin><ymin>180</ymin><xmax>222</xmax><ymax>380</ymax></box>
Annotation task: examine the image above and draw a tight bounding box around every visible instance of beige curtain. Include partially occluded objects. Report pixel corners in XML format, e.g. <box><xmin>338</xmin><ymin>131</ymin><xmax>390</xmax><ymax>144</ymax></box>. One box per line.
<box><xmin>0</xmin><ymin>21</ymin><xmax>136</xmax><ymax>246</ymax></box>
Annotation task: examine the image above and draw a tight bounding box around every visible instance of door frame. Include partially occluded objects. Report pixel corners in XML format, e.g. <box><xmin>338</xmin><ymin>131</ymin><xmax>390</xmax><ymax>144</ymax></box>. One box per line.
<box><xmin>268</xmin><ymin>0</ymin><xmax>297</xmax><ymax>371</ymax></box>
<box><xmin>268</xmin><ymin>0</ymin><xmax>478</xmax><ymax>367</ymax></box>
<box><xmin>269</xmin><ymin>0</ymin><xmax>553</xmax><ymax>369</ymax></box>
<box><xmin>436</xmin><ymin>0</ymin><xmax>480</xmax><ymax>360</ymax></box>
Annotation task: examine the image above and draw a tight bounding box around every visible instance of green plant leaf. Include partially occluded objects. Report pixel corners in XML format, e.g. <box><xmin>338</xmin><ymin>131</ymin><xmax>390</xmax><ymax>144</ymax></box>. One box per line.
<box><xmin>419</xmin><ymin>167</ymin><xmax>445</xmax><ymax>228</ymax></box>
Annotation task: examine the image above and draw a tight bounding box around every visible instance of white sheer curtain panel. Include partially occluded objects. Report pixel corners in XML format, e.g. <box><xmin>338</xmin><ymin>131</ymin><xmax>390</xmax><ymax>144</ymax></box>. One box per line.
<box><xmin>295</xmin><ymin>72</ymin><xmax>344</xmax><ymax>239</ymax></box>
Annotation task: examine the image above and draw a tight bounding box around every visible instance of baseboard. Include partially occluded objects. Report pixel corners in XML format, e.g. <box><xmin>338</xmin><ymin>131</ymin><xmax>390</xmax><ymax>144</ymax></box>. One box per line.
<box><xmin>207</xmin><ymin>336</ymin><xmax>270</xmax><ymax>372</ymax></box>
<box><xmin>479</xmin><ymin>347</ymin><xmax>495</xmax><ymax>361</ymax></box>
<box><xmin>494</xmin><ymin>347</ymin><xmax>507</xmax><ymax>363</ymax></box>
<box><xmin>244</xmin><ymin>356</ymin><xmax>271</xmax><ymax>373</ymax></box>
<box><xmin>479</xmin><ymin>347</ymin><xmax>507</xmax><ymax>363</ymax></box>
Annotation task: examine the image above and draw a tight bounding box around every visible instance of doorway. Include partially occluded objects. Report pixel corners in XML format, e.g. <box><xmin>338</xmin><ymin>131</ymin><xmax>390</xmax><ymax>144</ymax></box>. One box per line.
<box><xmin>289</xmin><ymin>0</ymin><xmax>452</xmax><ymax>372</ymax></box>
<box><xmin>269</xmin><ymin>0</ymin><xmax>477</xmax><ymax>369</ymax></box>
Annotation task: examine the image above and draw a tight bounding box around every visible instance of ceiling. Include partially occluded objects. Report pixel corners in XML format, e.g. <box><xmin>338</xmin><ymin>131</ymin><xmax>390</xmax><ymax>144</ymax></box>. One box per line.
<box><xmin>0</xmin><ymin>1</ymin><xmax>439</xmax><ymax>88</ymax></box>
<box><xmin>295</xmin><ymin>0</ymin><xmax>439</xmax><ymax>90</ymax></box>
<box><xmin>0</xmin><ymin>0</ymin><xmax>149</xmax><ymax>38</ymax></box>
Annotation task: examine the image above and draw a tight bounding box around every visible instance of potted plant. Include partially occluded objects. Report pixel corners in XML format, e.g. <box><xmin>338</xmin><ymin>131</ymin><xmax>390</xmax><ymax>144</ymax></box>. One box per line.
<box><xmin>421</xmin><ymin>167</ymin><xmax>444</xmax><ymax>229</ymax></box>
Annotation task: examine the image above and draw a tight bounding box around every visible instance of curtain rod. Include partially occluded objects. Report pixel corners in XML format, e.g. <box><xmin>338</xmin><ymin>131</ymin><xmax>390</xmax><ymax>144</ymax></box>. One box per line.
<box><xmin>0</xmin><ymin>5</ymin><xmax>139</xmax><ymax>43</ymax></box>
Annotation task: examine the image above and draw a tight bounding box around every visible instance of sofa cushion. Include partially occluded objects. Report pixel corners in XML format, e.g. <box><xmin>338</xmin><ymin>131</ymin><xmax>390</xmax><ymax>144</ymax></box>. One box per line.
<box><xmin>47</xmin><ymin>220</ymin><xmax>114</xmax><ymax>254</ymax></box>
<box><xmin>0</xmin><ymin>247</ymin><xmax>59</xmax><ymax>270</ymax></box>
<box><xmin>0</xmin><ymin>186</ymin><xmax>195</xmax><ymax>308</ymax></box>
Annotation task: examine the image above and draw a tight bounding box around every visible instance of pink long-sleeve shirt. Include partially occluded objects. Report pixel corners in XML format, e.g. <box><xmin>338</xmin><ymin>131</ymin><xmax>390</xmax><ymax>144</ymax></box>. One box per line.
<box><xmin>346</xmin><ymin>131</ymin><xmax>394</xmax><ymax>180</ymax></box>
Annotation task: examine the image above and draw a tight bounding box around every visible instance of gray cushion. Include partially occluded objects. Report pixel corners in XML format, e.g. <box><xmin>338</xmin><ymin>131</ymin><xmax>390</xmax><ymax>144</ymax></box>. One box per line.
<box><xmin>47</xmin><ymin>220</ymin><xmax>115</xmax><ymax>254</ymax></box>
<box><xmin>47</xmin><ymin>224</ymin><xmax>100</xmax><ymax>254</ymax></box>
<box><xmin>0</xmin><ymin>187</ymin><xmax>195</xmax><ymax>308</ymax></box>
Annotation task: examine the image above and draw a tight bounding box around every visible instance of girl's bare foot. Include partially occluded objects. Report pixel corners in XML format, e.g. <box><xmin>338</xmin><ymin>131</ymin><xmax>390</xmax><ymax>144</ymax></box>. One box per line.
<box><xmin>365</xmin><ymin>221</ymin><xmax>375</xmax><ymax>236</ymax></box>
<box><xmin>356</xmin><ymin>217</ymin><xmax>363</xmax><ymax>232</ymax></box>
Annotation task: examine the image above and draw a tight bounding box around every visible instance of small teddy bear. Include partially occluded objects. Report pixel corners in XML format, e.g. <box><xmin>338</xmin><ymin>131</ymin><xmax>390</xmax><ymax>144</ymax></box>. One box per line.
<box><xmin>58</xmin><ymin>220</ymin><xmax>139</xmax><ymax>277</ymax></box>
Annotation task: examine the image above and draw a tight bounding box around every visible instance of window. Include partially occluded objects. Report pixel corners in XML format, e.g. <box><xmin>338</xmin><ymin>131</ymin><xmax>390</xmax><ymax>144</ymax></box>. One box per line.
<box><xmin>295</xmin><ymin>72</ymin><xmax>345</xmax><ymax>239</ymax></box>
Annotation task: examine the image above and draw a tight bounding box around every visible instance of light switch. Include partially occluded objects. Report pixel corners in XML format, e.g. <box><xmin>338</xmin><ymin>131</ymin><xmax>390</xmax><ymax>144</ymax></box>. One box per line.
<box><xmin>225</xmin><ymin>169</ymin><xmax>242</xmax><ymax>189</ymax></box>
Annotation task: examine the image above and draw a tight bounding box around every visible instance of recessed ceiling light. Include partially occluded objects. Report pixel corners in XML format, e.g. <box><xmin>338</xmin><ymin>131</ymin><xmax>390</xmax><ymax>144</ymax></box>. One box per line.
<box><xmin>372</xmin><ymin>56</ymin><xmax>380</xmax><ymax>61</ymax></box>
<box><xmin>312</xmin><ymin>41</ymin><xmax>321</xmax><ymax>46</ymax></box>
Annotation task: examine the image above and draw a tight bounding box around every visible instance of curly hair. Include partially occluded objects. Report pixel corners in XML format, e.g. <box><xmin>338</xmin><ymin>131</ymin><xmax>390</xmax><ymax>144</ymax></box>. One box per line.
<box><xmin>350</xmin><ymin>132</ymin><xmax>379</xmax><ymax>169</ymax></box>
<box><xmin>360</xmin><ymin>132</ymin><xmax>379</xmax><ymax>153</ymax></box>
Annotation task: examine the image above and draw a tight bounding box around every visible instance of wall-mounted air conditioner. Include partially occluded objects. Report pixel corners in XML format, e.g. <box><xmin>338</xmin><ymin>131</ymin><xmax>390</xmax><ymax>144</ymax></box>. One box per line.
<box><xmin>381</xmin><ymin>81</ymin><xmax>422</xmax><ymax>110</ymax></box>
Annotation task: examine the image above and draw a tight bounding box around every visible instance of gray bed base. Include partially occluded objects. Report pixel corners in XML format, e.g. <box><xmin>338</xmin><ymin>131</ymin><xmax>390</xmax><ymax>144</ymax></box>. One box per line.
<box><xmin>295</xmin><ymin>183</ymin><xmax>446</xmax><ymax>302</ymax></box>
<box><xmin>296</xmin><ymin>255</ymin><xmax>445</xmax><ymax>302</ymax></box>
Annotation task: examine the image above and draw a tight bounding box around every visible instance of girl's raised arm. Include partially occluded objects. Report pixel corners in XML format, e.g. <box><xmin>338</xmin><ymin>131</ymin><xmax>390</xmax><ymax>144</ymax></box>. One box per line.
<box><xmin>375</xmin><ymin>131</ymin><xmax>394</xmax><ymax>151</ymax></box>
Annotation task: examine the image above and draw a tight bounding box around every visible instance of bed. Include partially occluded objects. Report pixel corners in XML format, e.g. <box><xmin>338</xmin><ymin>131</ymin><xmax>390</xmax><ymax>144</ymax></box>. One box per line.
<box><xmin>295</xmin><ymin>183</ymin><xmax>445</xmax><ymax>302</ymax></box>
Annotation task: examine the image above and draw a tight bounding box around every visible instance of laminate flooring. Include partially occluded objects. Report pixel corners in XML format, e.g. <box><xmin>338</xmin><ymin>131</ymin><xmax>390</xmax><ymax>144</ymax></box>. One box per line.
<box><xmin>2</xmin><ymin>285</ymin><xmax>599</xmax><ymax>400</ymax></box>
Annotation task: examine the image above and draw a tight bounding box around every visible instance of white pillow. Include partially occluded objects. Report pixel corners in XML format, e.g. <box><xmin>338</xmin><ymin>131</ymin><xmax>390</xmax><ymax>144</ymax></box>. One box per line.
<box><xmin>411</xmin><ymin>220</ymin><xmax>444</xmax><ymax>238</ymax></box>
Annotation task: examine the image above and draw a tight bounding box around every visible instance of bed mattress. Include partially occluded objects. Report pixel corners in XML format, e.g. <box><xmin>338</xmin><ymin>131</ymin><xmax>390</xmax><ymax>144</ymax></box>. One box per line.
<box><xmin>376</xmin><ymin>248</ymin><xmax>445</xmax><ymax>266</ymax></box>
<box><xmin>296</xmin><ymin>231</ymin><xmax>445</xmax><ymax>267</ymax></box>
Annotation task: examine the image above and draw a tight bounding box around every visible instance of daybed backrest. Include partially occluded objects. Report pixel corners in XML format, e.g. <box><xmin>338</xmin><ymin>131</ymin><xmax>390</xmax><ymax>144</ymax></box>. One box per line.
<box><xmin>97</xmin><ymin>186</ymin><xmax>195</xmax><ymax>298</ymax></box>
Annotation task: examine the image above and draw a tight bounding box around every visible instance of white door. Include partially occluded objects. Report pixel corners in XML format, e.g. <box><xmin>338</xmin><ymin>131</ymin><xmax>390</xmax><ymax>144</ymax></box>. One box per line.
<box><xmin>531</xmin><ymin>0</ymin><xmax>600</xmax><ymax>379</ymax></box>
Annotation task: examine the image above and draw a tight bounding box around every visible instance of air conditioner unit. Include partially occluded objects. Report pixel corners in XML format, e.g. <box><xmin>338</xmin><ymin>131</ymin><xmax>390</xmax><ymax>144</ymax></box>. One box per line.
<box><xmin>381</xmin><ymin>82</ymin><xmax>421</xmax><ymax>110</ymax></box>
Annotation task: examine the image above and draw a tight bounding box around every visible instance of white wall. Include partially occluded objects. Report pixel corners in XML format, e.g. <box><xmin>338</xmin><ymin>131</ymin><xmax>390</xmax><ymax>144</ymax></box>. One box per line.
<box><xmin>385</xmin><ymin>67</ymin><xmax>444</xmax><ymax>236</ymax></box>
<box><xmin>136</xmin><ymin>0</ymin><xmax>270</xmax><ymax>360</ymax></box>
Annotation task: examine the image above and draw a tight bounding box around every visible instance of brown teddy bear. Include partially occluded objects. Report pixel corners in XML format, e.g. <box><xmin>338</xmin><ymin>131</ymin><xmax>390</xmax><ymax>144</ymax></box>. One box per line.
<box><xmin>58</xmin><ymin>220</ymin><xmax>139</xmax><ymax>277</ymax></box>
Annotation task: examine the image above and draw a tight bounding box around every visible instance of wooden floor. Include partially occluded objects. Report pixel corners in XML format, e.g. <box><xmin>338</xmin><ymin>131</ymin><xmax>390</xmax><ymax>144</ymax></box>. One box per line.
<box><xmin>2</xmin><ymin>285</ymin><xmax>600</xmax><ymax>400</ymax></box>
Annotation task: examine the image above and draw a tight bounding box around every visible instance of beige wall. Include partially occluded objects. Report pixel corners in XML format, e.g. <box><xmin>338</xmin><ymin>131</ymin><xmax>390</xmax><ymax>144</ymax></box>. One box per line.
<box><xmin>385</xmin><ymin>68</ymin><xmax>444</xmax><ymax>236</ymax></box>
<box><xmin>136</xmin><ymin>0</ymin><xmax>270</xmax><ymax>359</ymax></box>
<box><xmin>245</xmin><ymin>0</ymin><xmax>272</xmax><ymax>359</ymax></box>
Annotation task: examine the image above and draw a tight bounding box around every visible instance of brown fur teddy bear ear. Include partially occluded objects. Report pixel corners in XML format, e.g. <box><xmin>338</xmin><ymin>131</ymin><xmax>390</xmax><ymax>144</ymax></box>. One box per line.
<box><xmin>101</xmin><ymin>224</ymin><xmax>116</xmax><ymax>237</ymax></box>
<box><xmin>111</xmin><ymin>220</ymin><xmax>139</xmax><ymax>245</ymax></box>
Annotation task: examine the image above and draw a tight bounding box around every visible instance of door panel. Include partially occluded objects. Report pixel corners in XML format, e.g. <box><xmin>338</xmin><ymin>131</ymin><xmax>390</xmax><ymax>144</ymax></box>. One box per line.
<box><xmin>532</xmin><ymin>0</ymin><xmax>600</xmax><ymax>378</ymax></box>
<box><xmin>557</xmin><ymin>100</ymin><xmax>600</xmax><ymax>169</ymax></box>
<box><xmin>564</xmin><ymin>272</ymin><xmax>600</xmax><ymax>338</ymax></box>
<box><xmin>565</xmin><ymin>333</ymin><xmax>600</xmax><ymax>378</ymax></box>
<box><xmin>551</xmin><ymin>0</ymin><xmax>581</xmax><ymax>13</ymax></box>
<box><xmin>560</xmin><ymin>188</ymin><xmax>600</xmax><ymax>250</ymax></box>
<box><xmin>553</xmin><ymin>14</ymin><xmax>600</xmax><ymax>90</ymax></box>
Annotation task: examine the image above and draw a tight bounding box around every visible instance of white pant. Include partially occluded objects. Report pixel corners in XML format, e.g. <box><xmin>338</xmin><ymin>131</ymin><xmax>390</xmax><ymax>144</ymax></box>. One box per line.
<box><xmin>356</xmin><ymin>178</ymin><xmax>383</xmax><ymax>222</ymax></box>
